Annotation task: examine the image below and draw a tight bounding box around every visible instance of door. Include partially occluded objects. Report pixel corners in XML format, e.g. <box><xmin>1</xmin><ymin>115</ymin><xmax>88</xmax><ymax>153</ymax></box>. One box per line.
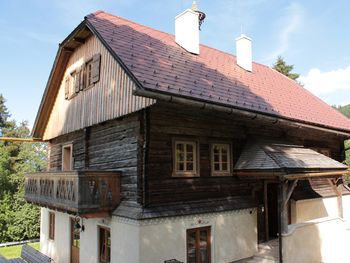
<box><xmin>70</xmin><ymin>218</ymin><xmax>80</xmax><ymax>263</ymax></box>
<box><xmin>267</xmin><ymin>183</ymin><xmax>279</xmax><ymax>239</ymax></box>
<box><xmin>99</xmin><ymin>227</ymin><xmax>111</xmax><ymax>263</ymax></box>
<box><xmin>187</xmin><ymin>226</ymin><xmax>211</xmax><ymax>263</ymax></box>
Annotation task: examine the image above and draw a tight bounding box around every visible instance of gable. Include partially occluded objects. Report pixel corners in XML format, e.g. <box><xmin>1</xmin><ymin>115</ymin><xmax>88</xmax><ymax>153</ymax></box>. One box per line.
<box><xmin>43</xmin><ymin>35</ymin><xmax>155</xmax><ymax>140</ymax></box>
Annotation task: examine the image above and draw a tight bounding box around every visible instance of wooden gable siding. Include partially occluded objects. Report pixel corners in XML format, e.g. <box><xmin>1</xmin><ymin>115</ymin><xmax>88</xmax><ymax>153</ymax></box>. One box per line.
<box><xmin>43</xmin><ymin>35</ymin><xmax>155</xmax><ymax>140</ymax></box>
<box><xmin>146</xmin><ymin>102</ymin><xmax>345</xmax><ymax>205</ymax></box>
<box><xmin>48</xmin><ymin>112</ymin><xmax>144</xmax><ymax>203</ymax></box>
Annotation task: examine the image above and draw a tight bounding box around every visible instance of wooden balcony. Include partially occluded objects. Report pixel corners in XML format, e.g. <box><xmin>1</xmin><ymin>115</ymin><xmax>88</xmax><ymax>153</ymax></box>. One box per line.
<box><xmin>24</xmin><ymin>170</ymin><xmax>121</xmax><ymax>216</ymax></box>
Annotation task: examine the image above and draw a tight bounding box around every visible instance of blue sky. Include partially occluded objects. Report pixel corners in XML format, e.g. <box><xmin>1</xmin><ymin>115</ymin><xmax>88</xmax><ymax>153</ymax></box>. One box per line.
<box><xmin>1</xmin><ymin>0</ymin><xmax>350</xmax><ymax>127</ymax></box>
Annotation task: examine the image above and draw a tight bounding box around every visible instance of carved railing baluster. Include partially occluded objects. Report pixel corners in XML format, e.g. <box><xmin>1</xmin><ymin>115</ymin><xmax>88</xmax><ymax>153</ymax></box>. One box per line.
<box><xmin>24</xmin><ymin>171</ymin><xmax>121</xmax><ymax>215</ymax></box>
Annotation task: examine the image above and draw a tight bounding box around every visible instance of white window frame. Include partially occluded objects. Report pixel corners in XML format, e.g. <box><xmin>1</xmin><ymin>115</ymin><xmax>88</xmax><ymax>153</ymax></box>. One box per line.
<box><xmin>173</xmin><ymin>140</ymin><xmax>198</xmax><ymax>177</ymax></box>
<box><xmin>211</xmin><ymin>143</ymin><xmax>231</xmax><ymax>176</ymax></box>
<box><xmin>62</xmin><ymin>144</ymin><xmax>73</xmax><ymax>171</ymax></box>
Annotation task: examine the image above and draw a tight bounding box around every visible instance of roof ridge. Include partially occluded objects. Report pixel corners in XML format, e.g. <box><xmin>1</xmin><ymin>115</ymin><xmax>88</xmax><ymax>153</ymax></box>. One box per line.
<box><xmin>87</xmin><ymin>10</ymin><xmax>274</xmax><ymax>69</ymax></box>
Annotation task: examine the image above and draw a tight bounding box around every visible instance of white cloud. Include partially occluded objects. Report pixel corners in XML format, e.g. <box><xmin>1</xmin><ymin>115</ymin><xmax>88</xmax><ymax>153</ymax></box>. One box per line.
<box><xmin>263</xmin><ymin>2</ymin><xmax>303</xmax><ymax>62</ymax></box>
<box><xmin>300</xmin><ymin>66</ymin><xmax>350</xmax><ymax>97</ymax></box>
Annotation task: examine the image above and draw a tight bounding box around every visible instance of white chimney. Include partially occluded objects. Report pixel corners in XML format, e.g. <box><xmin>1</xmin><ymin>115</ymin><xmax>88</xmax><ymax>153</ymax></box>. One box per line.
<box><xmin>236</xmin><ymin>34</ymin><xmax>252</xmax><ymax>72</ymax></box>
<box><xmin>175</xmin><ymin>4</ymin><xmax>200</xmax><ymax>54</ymax></box>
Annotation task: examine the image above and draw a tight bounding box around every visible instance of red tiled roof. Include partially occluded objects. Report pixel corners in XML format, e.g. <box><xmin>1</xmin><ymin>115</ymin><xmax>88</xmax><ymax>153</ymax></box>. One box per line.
<box><xmin>86</xmin><ymin>11</ymin><xmax>350</xmax><ymax>132</ymax></box>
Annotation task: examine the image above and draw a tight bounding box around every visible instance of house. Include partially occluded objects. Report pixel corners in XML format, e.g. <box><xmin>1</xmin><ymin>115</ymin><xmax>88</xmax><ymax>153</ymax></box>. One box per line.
<box><xmin>24</xmin><ymin>3</ymin><xmax>350</xmax><ymax>263</ymax></box>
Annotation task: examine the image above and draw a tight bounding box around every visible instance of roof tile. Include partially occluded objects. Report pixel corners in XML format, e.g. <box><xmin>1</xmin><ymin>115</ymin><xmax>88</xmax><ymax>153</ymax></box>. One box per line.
<box><xmin>87</xmin><ymin>11</ymin><xmax>350</xmax><ymax>132</ymax></box>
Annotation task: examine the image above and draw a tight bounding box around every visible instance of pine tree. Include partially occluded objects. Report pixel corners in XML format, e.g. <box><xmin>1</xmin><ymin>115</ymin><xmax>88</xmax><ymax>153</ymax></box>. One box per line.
<box><xmin>0</xmin><ymin>95</ymin><xmax>47</xmax><ymax>242</ymax></box>
<box><xmin>272</xmin><ymin>56</ymin><xmax>300</xmax><ymax>81</ymax></box>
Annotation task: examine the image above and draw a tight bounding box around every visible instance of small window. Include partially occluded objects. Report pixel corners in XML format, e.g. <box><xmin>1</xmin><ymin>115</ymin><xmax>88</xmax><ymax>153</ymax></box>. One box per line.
<box><xmin>173</xmin><ymin>141</ymin><xmax>198</xmax><ymax>177</ymax></box>
<box><xmin>99</xmin><ymin>227</ymin><xmax>111</xmax><ymax>263</ymax></box>
<box><xmin>187</xmin><ymin>227</ymin><xmax>211</xmax><ymax>263</ymax></box>
<box><xmin>62</xmin><ymin>144</ymin><xmax>73</xmax><ymax>171</ymax></box>
<box><xmin>211</xmin><ymin>143</ymin><xmax>231</xmax><ymax>176</ymax></box>
<box><xmin>49</xmin><ymin>212</ymin><xmax>55</xmax><ymax>240</ymax></box>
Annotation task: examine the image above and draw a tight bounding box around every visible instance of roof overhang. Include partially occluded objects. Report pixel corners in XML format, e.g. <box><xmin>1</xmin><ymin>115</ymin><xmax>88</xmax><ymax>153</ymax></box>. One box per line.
<box><xmin>133</xmin><ymin>88</ymin><xmax>350</xmax><ymax>137</ymax></box>
<box><xmin>31</xmin><ymin>21</ymin><xmax>93</xmax><ymax>138</ymax></box>
<box><xmin>233</xmin><ymin>141</ymin><xmax>349</xmax><ymax>180</ymax></box>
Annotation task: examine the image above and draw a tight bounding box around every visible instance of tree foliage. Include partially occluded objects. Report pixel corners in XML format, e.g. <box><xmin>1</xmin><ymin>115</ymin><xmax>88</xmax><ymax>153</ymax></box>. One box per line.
<box><xmin>334</xmin><ymin>104</ymin><xmax>350</xmax><ymax>166</ymax></box>
<box><xmin>0</xmin><ymin>95</ymin><xmax>47</xmax><ymax>242</ymax></box>
<box><xmin>272</xmin><ymin>56</ymin><xmax>300</xmax><ymax>81</ymax></box>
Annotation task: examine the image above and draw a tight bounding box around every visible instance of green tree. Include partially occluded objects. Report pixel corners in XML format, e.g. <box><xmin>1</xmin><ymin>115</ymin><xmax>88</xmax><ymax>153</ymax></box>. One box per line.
<box><xmin>0</xmin><ymin>94</ymin><xmax>47</xmax><ymax>242</ymax></box>
<box><xmin>333</xmin><ymin>104</ymin><xmax>350</xmax><ymax>166</ymax></box>
<box><xmin>273</xmin><ymin>56</ymin><xmax>300</xmax><ymax>81</ymax></box>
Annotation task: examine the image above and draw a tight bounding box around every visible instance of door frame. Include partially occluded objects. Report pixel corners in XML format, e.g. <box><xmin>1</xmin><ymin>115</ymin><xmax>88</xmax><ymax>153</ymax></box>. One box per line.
<box><xmin>70</xmin><ymin>217</ymin><xmax>80</xmax><ymax>263</ymax></box>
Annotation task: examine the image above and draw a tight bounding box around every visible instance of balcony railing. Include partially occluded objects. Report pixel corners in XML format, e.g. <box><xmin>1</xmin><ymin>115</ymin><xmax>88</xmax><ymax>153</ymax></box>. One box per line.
<box><xmin>24</xmin><ymin>170</ymin><xmax>121</xmax><ymax>216</ymax></box>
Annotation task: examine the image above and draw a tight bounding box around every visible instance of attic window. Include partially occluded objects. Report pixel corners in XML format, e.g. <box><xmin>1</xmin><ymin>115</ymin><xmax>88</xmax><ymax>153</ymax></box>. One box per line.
<box><xmin>65</xmin><ymin>53</ymin><xmax>101</xmax><ymax>100</ymax></box>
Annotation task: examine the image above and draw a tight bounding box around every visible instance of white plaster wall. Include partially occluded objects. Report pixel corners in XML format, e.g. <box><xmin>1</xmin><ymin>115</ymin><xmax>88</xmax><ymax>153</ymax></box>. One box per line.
<box><xmin>40</xmin><ymin>208</ymin><xmax>55</xmax><ymax>258</ymax></box>
<box><xmin>111</xmin><ymin>217</ymin><xmax>140</xmax><ymax>263</ymax></box>
<box><xmin>79</xmin><ymin>218</ymin><xmax>100</xmax><ymax>263</ymax></box>
<box><xmin>283</xmin><ymin>217</ymin><xmax>349</xmax><ymax>263</ymax></box>
<box><xmin>112</xmin><ymin>209</ymin><xmax>257</xmax><ymax>263</ymax></box>
<box><xmin>342</xmin><ymin>195</ymin><xmax>350</xmax><ymax>220</ymax></box>
<box><xmin>40</xmin><ymin>209</ymin><xmax>71</xmax><ymax>263</ymax></box>
<box><xmin>40</xmin><ymin>210</ymin><xmax>112</xmax><ymax>263</ymax></box>
<box><xmin>294</xmin><ymin>197</ymin><xmax>338</xmax><ymax>223</ymax></box>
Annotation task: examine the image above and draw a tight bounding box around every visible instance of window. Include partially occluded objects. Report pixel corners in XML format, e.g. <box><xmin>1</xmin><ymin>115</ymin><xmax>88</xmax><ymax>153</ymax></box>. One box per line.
<box><xmin>99</xmin><ymin>227</ymin><xmax>111</xmax><ymax>263</ymax></box>
<box><xmin>211</xmin><ymin>143</ymin><xmax>231</xmax><ymax>176</ymax></box>
<box><xmin>187</xmin><ymin>227</ymin><xmax>211</xmax><ymax>263</ymax></box>
<box><xmin>48</xmin><ymin>212</ymin><xmax>55</xmax><ymax>240</ymax></box>
<box><xmin>62</xmin><ymin>144</ymin><xmax>73</xmax><ymax>171</ymax></box>
<box><xmin>173</xmin><ymin>140</ymin><xmax>198</xmax><ymax>177</ymax></box>
<box><xmin>64</xmin><ymin>54</ymin><xmax>101</xmax><ymax>100</ymax></box>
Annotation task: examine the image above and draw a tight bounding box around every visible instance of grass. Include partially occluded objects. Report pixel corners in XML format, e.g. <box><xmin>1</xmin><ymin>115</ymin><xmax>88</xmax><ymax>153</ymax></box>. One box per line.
<box><xmin>0</xmin><ymin>242</ymin><xmax>40</xmax><ymax>259</ymax></box>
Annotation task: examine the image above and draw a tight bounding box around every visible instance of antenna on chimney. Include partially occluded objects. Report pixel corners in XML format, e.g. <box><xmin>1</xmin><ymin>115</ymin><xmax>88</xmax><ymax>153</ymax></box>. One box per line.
<box><xmin>191</xmin><ymin>1</ymin><xmax>206</xmax><ymax>30</ymax></box>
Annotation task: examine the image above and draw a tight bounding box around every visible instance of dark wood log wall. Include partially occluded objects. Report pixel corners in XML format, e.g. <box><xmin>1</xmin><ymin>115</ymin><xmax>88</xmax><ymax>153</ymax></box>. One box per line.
<box><xmin>146</xmin><ymin>102</ymin><xmax>346</xmax><ymax>205</ymax></box>
<box><xmin>48</xmin><ymin>101</ymin><xmax>346</xmax><ymax>207</ymax></box>
<box><xmin>48</xmin><ymin>113</ymin><xmax>143</xmax><ymax>203</ymax></box>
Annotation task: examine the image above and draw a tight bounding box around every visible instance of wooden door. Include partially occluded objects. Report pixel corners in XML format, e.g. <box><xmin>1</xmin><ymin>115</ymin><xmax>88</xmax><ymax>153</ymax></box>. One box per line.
<box><xmin>99</xmin><ymin>227</ymin><xmax>111</xmax><ymax>263</ymax></box>
<box><xmin>70</xmin><ymin>218</ymin><xmax>80</xmax><ymax>263</ymax></box>
<box><xmin>187</xmin><ymin>227</ymin><xmax>211</xmax><ymax>263</ymax></box>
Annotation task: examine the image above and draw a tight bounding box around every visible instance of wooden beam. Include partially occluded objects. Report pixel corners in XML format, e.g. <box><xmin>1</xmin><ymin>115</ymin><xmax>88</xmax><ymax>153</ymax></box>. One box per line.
<box><xmin>264</xmin><ymin>181</ymin><xmax>269</xmax><ymax>242</ymax></box>
<box><xmin>284</xmin><ymin>170</ymin><xmax>350</xmax><ymax>180</ymax></box>
<box><xmin>73</xmin><ymin>37</ymin><xmax>85</xmax><ymax>44</ymax></box>
<box><xmin>280</xmin><ymin>180</ymin><xmax>289</xmax><ymax>234</ymax></box>
<box><xmin>327</xmin><ymin>178</ymin><xmax>343</xmax><ymax>218</ymax></box>
<box><xmin>283</xmin><ymin>180</ymin><xmax>298</xmax><ymax>209</ymax></box>
<box><xmin>0</xmin><ymin>137</ymin><xmax>45</xmax><ymax>142</ymax></box>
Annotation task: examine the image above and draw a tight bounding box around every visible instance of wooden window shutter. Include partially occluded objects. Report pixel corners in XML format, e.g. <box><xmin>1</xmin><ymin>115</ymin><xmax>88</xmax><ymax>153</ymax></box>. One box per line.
<box><xmin>74</xmin><ymin>70</ymin><xmax>80</xmax><ymax>93</ymax></box>
<box><xmin>64</xmin><ymin>77</ymin><xmax>70</xmax><ymax>99</ymax></box>
<box><xmin>79</xmin><ymin>66</ymin><xmax>85</xmax><ymax>91</ymax></box>
<box><xmin>91</xmin><ymin>54</ymin><xmax>101</xmax><ymax>83</ymax></box>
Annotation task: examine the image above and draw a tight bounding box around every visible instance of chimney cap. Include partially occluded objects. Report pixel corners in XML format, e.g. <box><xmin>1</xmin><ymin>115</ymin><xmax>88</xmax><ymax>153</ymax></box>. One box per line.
<box><xmin>236</xmin><ymin>34</ymin><xmax>252</xmax><ymax>41</ymax></box>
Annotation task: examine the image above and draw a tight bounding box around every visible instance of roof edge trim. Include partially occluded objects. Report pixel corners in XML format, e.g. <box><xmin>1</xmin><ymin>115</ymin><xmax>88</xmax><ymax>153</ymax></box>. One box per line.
<box><xmin>133</xmin><ymin>88</ymin><xmax>350</xmax><ymax>137</ymax></box>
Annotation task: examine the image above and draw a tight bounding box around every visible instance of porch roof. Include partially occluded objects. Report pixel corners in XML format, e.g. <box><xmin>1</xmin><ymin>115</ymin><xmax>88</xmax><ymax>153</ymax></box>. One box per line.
<box><xmin>234</xmin><ymin>141</ymin><xmax>349</xmax><ymax>179</ymax></box>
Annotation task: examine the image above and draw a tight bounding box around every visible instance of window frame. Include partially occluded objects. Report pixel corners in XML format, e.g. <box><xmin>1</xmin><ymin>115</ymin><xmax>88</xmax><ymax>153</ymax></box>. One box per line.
<box><xmin>99</xmin><ymin>226</ymin><xmax>111</xmax><ymax>263</ymax></box>
<box><xmin>48</xmin><ymin>212</ymin><xmax>55</xmax><ymax>240</ymax></box>
<box><xmin>172</xmin><ymin>139</ymin><xmax>199</xmax><ymax>177</ymax></box>
<box><xmin>186</xmin><ymin>226</ymin><xmax>211</xmax><ymax>263</ymax></box>
<box><xmin>62</xmin><ymin>144</ymin><xmax>73</xmax><ymax>171</ymax></box>
<box><xmin>210</xmin><ymin>143</ymin><xmax>232</xmax><ymax>176</ymax></box>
